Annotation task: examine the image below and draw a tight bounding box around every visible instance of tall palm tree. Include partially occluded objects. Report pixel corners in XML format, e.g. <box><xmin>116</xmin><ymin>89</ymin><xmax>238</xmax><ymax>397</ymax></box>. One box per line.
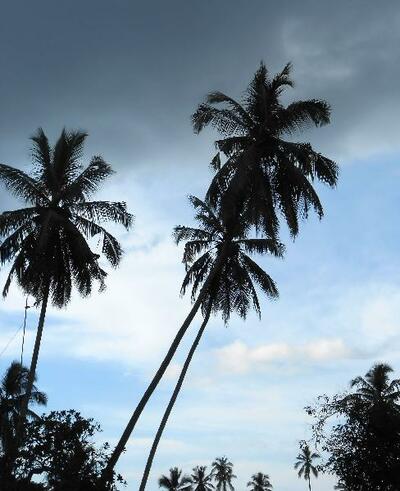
<box><xmin>103</xmin><ymin>197</ymin><xmax>283</xmax><ymax>483</ymax></box>
<box><xmin>247</xmin><ymin>472</ymin><xmax>273</xmax><ymax>491</ymax></box>
<box><xmin>191</xmin><ymin>466</ymin><xmax>214</xmax><ymax>491</ymax></box>
<box><xmin>192</xmin><ymin>61</ymin><xmax>338</xmax><ymax>239</ymax></box>
<box><xmin>0</xmin><ymin>128</ymin><xmax>133</xmax><ymax>431</ymax></box>
<box><xmin>138</xmin><ymin>196</ymin><xmax>282</xmax><ymax>490</ymax></box>
<box><xmin>350</xmin><ymin>363</ymin><xmax>400</xmax><ymax>405</ymax></box>
<box><xmin>212</xmin><ymin>456</ymin><xmax>236</xmax><ymax>491</ymax></box>
<box><xmin>104</xmin><ymin>63</ymin><xmax>337</xmax><ymax>481</ymax></box>
<box><xmin>0</xmin><ymin>361</ymin><xmax>47</xmax><ymax>483</ymax></box>
<box><xmin>294</xmin><ymin>444</ymin><xmax>320</xmax><ymax>491</ymax></box>
<box><xmin>158</xmin><ymin>467</ymin><xmax>192</xmax><ymax>491</ymax></box>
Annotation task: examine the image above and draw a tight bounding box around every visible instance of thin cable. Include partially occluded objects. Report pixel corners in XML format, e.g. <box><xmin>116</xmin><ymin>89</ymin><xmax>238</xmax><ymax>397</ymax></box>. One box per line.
<box><xmin>0</xmin><ymin>325</ymin><xmax>23</xmax><ymax>360</ymax></box>
<box><xmin>0</xmin><ymin>299</ymin><xmax>31</xmax><ymax>362</ymax></box>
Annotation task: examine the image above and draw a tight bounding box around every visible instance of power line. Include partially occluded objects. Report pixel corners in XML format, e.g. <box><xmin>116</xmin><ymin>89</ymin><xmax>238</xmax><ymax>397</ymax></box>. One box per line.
<box><xmin>0</xmin><ymin>299</ymin><xmax>31</xmax><ymax>363</ymax></box>
<box><xmin>0</xmin><ymin>324</ymin><xmax>23</xmax><ymax>360</ymax></box>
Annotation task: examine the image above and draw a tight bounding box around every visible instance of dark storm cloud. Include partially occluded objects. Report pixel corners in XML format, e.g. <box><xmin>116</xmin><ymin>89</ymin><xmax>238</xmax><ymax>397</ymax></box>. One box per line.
<box><xmin>1</xmin><ymin>0</ymin><xmax>399</xmax><ymax>208</ymax></box>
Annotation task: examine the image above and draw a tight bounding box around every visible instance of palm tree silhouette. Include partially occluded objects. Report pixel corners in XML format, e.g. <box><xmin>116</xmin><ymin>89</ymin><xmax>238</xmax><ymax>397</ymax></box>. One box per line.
<box><xmin>212</xmin><ymin>456</ymin><xmax>236</xmax><ymax>491</ymax></box>
<box><xmin>138</xmin><ymin>196</ymin><xmax>282</xmax><ymax>490</ymax></box>
<box><xmin>104</xmin><ymin>196</ymin><xmax>283</xmax><ymax>482</ymax></box>
<box><xmin>350</xmin><ymin>363</ymin><xmax>400</xmax><ymax>405</ymax></box>
<box><xmin>192</xmin><ymin>61</ymin><xmax>338</xmax><ymax>239</ymax></box>
<box><xmin>0</xmin><ymin>361</ymin><xmax>47</xmax><ymax>484</ymax></box>
<box><xmin>247</xmin><ymin>472</ymin><xmax>273</xmax><ymax>491</ymax></box>
<box><xmin>294</xmin><ymin>444</ymin><xmax>320</xmax><ymax>491</ymax></box>
<box><xmin>158</xmin><ymin>467</ymin><xmax>192</xmax><ymax>491</ymax></box>
<box><xmin>191</xmin><ymin>466</ymin><xmax>214</xmax><ymax>491</ymax></box>
<box><xmin>104</xmin><ymin>63</ymin><xmax>337</xmax><ymax>481</ymax></box>
<box><xmin>0</xmin><ymin>128</ymin><xmax>133</xmax><ymax>431</ymax></box>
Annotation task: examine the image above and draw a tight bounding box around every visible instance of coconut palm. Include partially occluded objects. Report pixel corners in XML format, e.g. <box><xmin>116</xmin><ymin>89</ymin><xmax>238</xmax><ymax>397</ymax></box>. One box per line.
<box><xmin>212</xmin><ymin>457</ymin><xmax>236</xmax><ymax>491</ymax></box>
<box><xmin>294</xmin><ymin>444</ymin><xmax>320</xmax><ymax>491</ymax></box>
<box><xmin>0</xmin><ymin>128</ymin><xmax>133</xmax><ymax>430</ymax></box>
<box><xmin>158</xmin><ymin>467</ymin><xmax>192</xmax><ymax>491</ymax></box>
<box><xmin>0</xmin><ymin>361</ymin><xmax>47</xmax><ymax>484</ymax></box>
<box><xmin>137</xmin><ymin>196</ymin><xmax>282</xmax><ymax>490</ymax></box>
<box><xmin>192</xmin><ymin>61</ymin><xmax>338</xmax><ymax>239</ymax></box>
<box><xmin>247</xmin><ymin>472</ymin><xmax>273</xmax><ymax>491</ymax></box>
<box><xmin>104</xmin><ymin>197</ymin><xmax>283</xmax><ymax>483</ymax></box>
<box><xmin>350</xmin><ymin>363</ymin><xmax>400</xmax><ymax>405</ymax></box>
<box><xmin>191</xmin><ymin>466</ymin><xmax>214</xmax><ymax>491</ymax></box>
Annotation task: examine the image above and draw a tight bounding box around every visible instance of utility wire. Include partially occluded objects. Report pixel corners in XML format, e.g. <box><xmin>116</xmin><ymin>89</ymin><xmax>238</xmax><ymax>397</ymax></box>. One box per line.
<box><xmin>0</xmin><ymin>298</ymin><xmax>31</xmax><ymax>363</ymax></box>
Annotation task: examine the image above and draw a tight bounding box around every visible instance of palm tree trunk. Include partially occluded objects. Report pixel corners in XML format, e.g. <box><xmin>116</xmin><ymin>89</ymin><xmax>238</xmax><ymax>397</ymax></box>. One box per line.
<box><xmin>18</xmin><ymin>283</ymin><xmax>50</xmax><ymax>432</ymax></box>
<box><xmin>139</xmin><ymin>306</ymin><xmax>212</xmax><ymax>491</ymax></box>
<box><xmin>101</xmin><ymin>246</ymin><xmax>228</xmax><ymax>485</ymax></box>
<box><xmin>308</xmin><ymin>476</ymin><xmax>312</xmax><ymax>491</ymax></box>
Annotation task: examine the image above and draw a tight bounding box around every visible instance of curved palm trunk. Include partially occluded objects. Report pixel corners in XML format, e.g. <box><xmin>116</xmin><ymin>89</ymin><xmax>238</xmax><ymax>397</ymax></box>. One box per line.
<box><xmin>18</xmin><ymin>283</ymin><xmax>50</xmax><ymax>433</ymax></box>
<box><xmin>139</xmin><ymin>307</ymin><xmax>212</xmax><ymax>491</ymax></box>
<box><xmin>308</xmin><ymin>475</ymin><xmax>312</xmax><ymax>491</ymax></box>
<box><xmin>101</xmin><ymin>247</ymin><xmax>228</xmax><ymax>485</ymax></box>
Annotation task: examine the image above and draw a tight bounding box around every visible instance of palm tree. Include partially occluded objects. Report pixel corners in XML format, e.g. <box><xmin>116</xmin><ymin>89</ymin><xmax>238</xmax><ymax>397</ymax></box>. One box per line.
<box><xmin>294</xmin><ymin>444</ymin><xmax>320</xmax><ymax>491</ymax></box>
<box><xmin>247</xmin><ymin>472</ymin><xmax>273</xmax><ymax>491</ymax></box>
<box><xmin>104</xmin><ymin>63</ymin><xmax>337</xmax><ymax>481</ymax></box>
<box><xmin>158</xmin><ymin>467</ymin><xmax>192</xmax><ymax>491</ymax></box>
<box><xmin>137</xmin><ymin>196</ymin><xmax>282</xmax><ymax>490</ymax></box>
<box><xmin>212</xmin><ymin>456</ymin><xmax>236</xmax><ymax>491</ymax></box>
<box><xmin>0</xmin><ymin>361</ymin><xmax>47</xmax><ymax>483</ymax></box>
<box><xmin>191</xmin><ymin>466</ymin><xmax>214</xmax><ymax>491</ymax></box>
<box><xmin>350</xmin><ymin>363</ymin><xmax>400</xmax><ymax>405</ymax></box>
<box><xmin>103</xmin><ymin>197</ymin><xmax>283</xmax><ymax>483</ymax></box>
<box><xmin>0</xmin><ymin>128</ymin><xmax>133</xmax><ymax>431</ymax></box>
<box><xmin>192</xmin><ymin>61</ymin><xmax>338</xmax><ymax>239</ymax></box>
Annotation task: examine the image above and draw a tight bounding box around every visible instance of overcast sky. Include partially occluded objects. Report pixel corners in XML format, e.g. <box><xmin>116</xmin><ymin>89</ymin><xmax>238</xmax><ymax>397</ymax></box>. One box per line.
<box><xmin>1</xmin><ymin>1</ymin><xmax>400</xmax><ymax>490</ymax></box>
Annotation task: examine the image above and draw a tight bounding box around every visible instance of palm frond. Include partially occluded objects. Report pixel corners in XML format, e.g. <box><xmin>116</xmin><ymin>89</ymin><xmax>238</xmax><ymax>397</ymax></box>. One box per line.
<box><xmin>61</xmin><ymin>156</ymin><xmax>114</xmax><ymax>202</ymax></box>
<box><xmin>278</xmin><ymin>99</ymin><xmax>331</xmax><ymax>134</ymax></box>
<box><xmin>71</xmin><ymin>200</ymin><xmax>133</xmax><ymax>229</ymax></box>
<box><xmin>0</xmin><ymin>207</ymin><xmax>37</xmax><ymax>238</ymax></box>
<box><xmin>0</xmin><ymin>164</ymin><xmax>48</xmax><ymax>205</ymax></box>
<box><xmin>241</xmin><ymin>254</ymin><xmax>279</xmax><ymax>299</ymax></box>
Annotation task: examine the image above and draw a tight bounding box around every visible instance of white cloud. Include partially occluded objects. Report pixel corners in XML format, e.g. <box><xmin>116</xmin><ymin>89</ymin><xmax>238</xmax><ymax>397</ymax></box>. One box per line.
<box><xmin>215</xmin><ymin>338</ymin><xmax>352</xmax><ymax>374</ymax></box>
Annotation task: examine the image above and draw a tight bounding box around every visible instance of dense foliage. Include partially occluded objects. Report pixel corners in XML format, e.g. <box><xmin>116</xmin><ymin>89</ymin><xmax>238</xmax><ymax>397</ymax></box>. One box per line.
<box><xmin>307</xmin><ymin>363</ymin><xmax>400</xmax><ymax>490</ymax></box>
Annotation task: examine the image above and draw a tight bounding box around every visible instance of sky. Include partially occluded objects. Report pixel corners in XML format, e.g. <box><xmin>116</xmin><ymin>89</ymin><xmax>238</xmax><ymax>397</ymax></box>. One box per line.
<box><xmin>1</xmin><ymin>1</ymin><xmax>400</xmax><ymax>489</ymax></box>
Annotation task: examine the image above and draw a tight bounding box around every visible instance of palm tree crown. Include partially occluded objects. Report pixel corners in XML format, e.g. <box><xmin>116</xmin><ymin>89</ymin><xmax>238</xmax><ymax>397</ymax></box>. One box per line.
<box><xmin>294</xmin><ymin>444</ymin><xmax>320</xmax><ymax>491</ymax></box>
<box><xmin>174</xmin><ymin>196</ymin><xmax>283</xmax><ymax>322</ymax></box>
<box><xmin>247</xmin><ymin>472</ymin><xmax>273</xmax><ymax>491</ymax></box>
<box><xmin>192</xmin><ymin>62</ymin><xmax>338</xmax><ymax>238</ymax></box>
<box><xmin>350</xmin><ymin>363</ymin><xmax>400</xmax><ymax>405</ymax></box>
<box><xmin>0</xmin><ymin>361</ymin><xmax>47</xmax><ymax>422</ymax></box>
<box><xmin>191</xmin><ymin>466</ymin><xmax>214</xmax><ymax>491</ymax></box>
<box><xmin>211</xmin><ymin>457</ymin><xmax>236</xmax><ymax>491</ymax></box>
<box><xmin>0</xmin><ymin>362</ymin><xmax>47</xmax><ymax>481</ymax></box>
<box><xmin>158</xmin><ymin>467</ymin><xmax>192</xmax><ymax>491</ymax></box>
<box><xmin>0</xmin><ymin>128</ymin><xmax>133</xmax><ymax>306</ymax></box>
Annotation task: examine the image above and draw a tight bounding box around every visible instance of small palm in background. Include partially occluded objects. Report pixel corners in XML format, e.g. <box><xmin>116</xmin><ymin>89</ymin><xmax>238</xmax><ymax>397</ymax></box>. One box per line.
<box><xmin>0</xmin><ymin>128</ymin><xmax>133</xmax><ymax>429</ymax></box>
<box><xmin>294</xmin><ymin>443</ymin><xmax>320</xmax><ymax>491</ymax></box>
<box><xmin>191</xmin><ymin>466</ymin><xmax>214</xmax><ymax>491</ymax></box>
<box><xmin>211</xmin><ymin>456</ymin><xmax>236</xmax><ymax>491</ymax></box>
<box><xmin>247</xmin><ymin>472</ymin><xmax>273</xmax><ymax>491</ymax></box>
<box><xmin>158</xmin><ymin>467</ymin><xmax>192</xmax><ymax>491</ymax></box>
<box><xmin>0</xmin><ymin>361</ymin><xmax>47</xmax><ymax>483</ymax></box>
